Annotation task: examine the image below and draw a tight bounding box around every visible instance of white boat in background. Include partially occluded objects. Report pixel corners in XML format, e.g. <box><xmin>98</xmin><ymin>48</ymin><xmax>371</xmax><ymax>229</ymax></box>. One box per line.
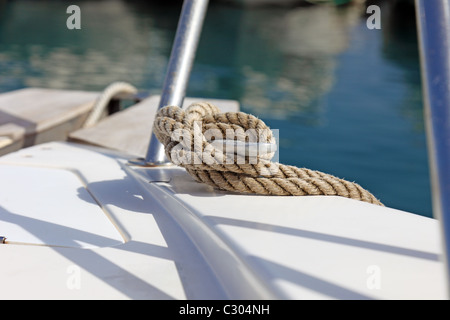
<box><xmin>0</xmin><ymin>0</ymin><xmax>449</xmax><ymax>300</ymax></box>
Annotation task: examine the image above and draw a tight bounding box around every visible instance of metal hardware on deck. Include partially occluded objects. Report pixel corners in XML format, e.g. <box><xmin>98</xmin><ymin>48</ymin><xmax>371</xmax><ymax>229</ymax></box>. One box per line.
<box><xmin>415</xmin><ymin>0</ymin><xmax>450</xmax><ymax>297</ymax></box>
<box><xmin>0</xmin><ymin>236</ymin><xmax>6</xmax><ymax>244</ymax></box>
<box><xmin>210</xmin><ymin>140</ymin><xmax>278</xmax><ymax>157</ymax></box>
<box><xmin>128</xmin><ymin>157</ymin><xmax>174</xmax><ymax>167</ymax></box>
<box><xmin>133</xmin><ymin>0</ymin><xmax>209</xmax><ymax>167</ymax></box>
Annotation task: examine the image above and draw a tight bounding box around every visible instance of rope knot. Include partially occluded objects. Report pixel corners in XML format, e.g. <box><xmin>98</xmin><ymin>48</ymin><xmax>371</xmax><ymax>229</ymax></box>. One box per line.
<box><xmin>154</xmin><ymin>102</ymin><xmax>277</xmax><ymax>173</ymax></box>
<box><xmin>153</xmin><ymin>102</ymin><xmax>383</xmax><ymax>206</ymax></box>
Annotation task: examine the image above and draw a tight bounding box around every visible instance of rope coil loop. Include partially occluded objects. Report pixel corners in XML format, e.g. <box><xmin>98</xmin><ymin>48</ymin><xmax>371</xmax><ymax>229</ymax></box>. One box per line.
<box><xmin>153</xmin><ymin>102</ymin><xmax>383</xmax><ymax>206</ymax></box>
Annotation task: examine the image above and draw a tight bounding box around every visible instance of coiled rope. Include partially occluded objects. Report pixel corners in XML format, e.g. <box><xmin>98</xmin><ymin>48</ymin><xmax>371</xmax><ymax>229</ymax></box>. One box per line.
<box><xmin>153</xmin><ymin>102</ymin><xmax>383</xmax><ymax>206</ymax></box>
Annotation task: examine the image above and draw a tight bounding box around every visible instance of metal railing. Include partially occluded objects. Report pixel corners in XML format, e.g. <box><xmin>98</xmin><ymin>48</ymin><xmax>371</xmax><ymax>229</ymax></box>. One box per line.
<box><xmin>142</xmin><ymin>0</ymin><xmax>209</xmax><ymax>166</ymax></box>
<box><xmin>416</xmin><ymin>0</ymin><xmax>450</xmax><ymax>297</ymax></box>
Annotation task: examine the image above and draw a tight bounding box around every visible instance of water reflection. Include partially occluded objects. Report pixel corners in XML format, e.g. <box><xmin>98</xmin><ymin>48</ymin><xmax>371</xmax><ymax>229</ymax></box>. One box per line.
<box><xmin>192</xmin><ymin>3</ymin><xmax>364</xmax><ymax>120</ymax></box>
<box><xmin>379</xmin><ymin>0</ymin><xmax>424</xmax><ymax>132</ymax></box>
<box><xmin>0</xmin><ymin>1</ymin><xmax>363</xmax><ymax>117</ymax></box>
<box><xmin>0</xmin><ymin>0</ymin><xmax>172</xmax><ymax>92</ymax></box>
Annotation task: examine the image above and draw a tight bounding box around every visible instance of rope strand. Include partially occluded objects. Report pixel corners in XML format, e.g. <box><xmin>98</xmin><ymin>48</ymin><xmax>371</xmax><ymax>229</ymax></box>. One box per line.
<box><xmin>153</xmin><ymin>102</ymin><xmax>383</xmax><ymax>206</ymax></box>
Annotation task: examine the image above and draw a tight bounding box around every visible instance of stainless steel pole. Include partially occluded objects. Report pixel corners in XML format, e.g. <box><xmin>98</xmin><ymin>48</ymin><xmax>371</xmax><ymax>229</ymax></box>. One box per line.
<box><xmin>415</xmin><ymin>0</ymin><xmax>450</xmax><ymax>297</ymax></box>
<box><xmin>144</xmin><ymin>0</ymin><xmax>209</xmax><ymax>165</ymax></box>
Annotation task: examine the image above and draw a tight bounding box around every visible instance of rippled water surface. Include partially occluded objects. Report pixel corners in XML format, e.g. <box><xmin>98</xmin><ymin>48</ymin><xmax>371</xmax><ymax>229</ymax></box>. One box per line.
<box><xmin>0</xmin><ymin>0</ymin><xmax>432</xmax><ymax>216</ymax></box>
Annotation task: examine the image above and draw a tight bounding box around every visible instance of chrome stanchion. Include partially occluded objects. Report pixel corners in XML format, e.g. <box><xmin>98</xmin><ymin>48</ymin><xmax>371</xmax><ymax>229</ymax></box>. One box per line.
<box><xmin>416</xmin><ymin>0</ymin><xmax>450</xmax><ymax>298</ymax></box>
<box><xmin>130</xmin><ymin>0</ymin><xmax>209</xmax><ymax>166</ymax></box>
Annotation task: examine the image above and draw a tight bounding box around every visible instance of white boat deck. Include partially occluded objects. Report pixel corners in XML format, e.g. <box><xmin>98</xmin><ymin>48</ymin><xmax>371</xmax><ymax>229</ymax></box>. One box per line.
<box><xmin>0</xmin><ymin>141</ymin><xmax>446</xmax><ymax>299</ymax></box>
<box><xmin>0</xmin><ymin>88</ymin><xmax>99</xmax><ymax>156</ymax></box>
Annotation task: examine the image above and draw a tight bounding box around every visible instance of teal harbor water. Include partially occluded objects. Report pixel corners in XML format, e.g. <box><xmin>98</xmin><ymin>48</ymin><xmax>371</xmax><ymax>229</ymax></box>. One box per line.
<box><xmin>0</xmin><ymin>0</ymin><xmax>432</xmax><ymax>217</ymax></box>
